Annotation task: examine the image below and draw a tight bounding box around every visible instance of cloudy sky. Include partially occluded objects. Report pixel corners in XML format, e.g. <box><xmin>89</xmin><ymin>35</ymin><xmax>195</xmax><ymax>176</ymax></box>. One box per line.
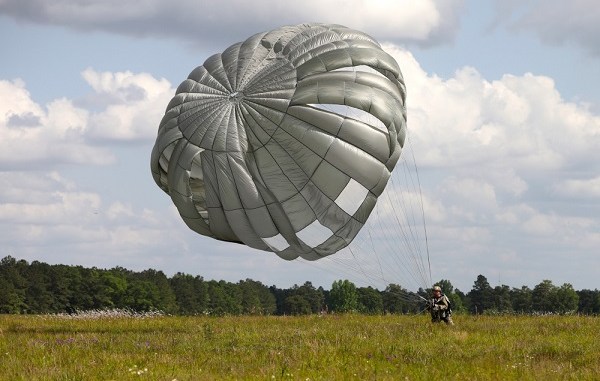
<box><xmin>1</xmin><ymin>0</ymin><xmax>599</xmax><ymax>292</ymax></box>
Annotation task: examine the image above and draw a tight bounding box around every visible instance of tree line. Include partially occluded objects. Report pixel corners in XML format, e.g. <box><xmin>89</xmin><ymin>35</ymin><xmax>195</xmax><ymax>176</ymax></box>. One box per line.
<box><xmin>1</xmin><ymin>256</ymin><xmax>598</xmax><ymax>315</ymax></box>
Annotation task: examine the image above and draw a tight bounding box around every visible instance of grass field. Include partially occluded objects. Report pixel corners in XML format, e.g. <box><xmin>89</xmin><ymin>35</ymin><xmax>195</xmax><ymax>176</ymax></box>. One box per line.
<box><xmin>1</xmin><ymin>313</ymin><xmax>599</xmax><ymax>380</ymax></box>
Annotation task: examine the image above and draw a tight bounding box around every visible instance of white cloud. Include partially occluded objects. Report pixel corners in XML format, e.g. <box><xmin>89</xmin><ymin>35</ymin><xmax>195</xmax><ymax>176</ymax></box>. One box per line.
<box><xmin>0</xmin><ymin>0</ymin><xmax>465</xmax><ymax>47</ymax></box>
<box><xmin>105</xmin><ymin>201</ymin><xmax>135</xmax><ymax>220</ymax></box>
<box><xmin>0</xmin><ymin>70</ymin><xmax>175</xmax><ymax>169</ymax></box>
<box><xmin>0</xmin><ymin>69</ymin><xmax>178</xmax><ymax>267</ymax></box>
<box><xmin>0</xmin><ymin>190</ymin><xmax>101</xmax><ymax>225</ymax></box>
<box><xmin>492</xmin><ymin>0</ymin><xmax>600</xmax><ymax>56</ymax></box>
<box><xmin>488</xmin><ymin>168</ymin><xmax>528</xmax><ymax>197</ymax></box>
<box><xmin>0</xmin><ymin>78</ymin><xmax>111</xmax><ymax>169</ymax></box>
<box><xmin>82</xmin><ymin>68</ymin><xmax>174</xmax><ymax>141</ymax></box>
<box><xmin>0</xmin><ymin>171</ymin><xmax>100</xmax><ymax>226</ymax></box>
<box><xmin>440</xmin><ymin>177</ymin><xmax>498</xmax><ymax>216</ymax></box>
<box><xmin>521</xmin><ymin>213</ymin><xmax>558</xmax><ymax>236</ymax></box>
<box><xmin>0</xmin><ymin>170</ymin><xmax>189</xmax><ymax>268</ymax></box>
<box><xmin>384</xmin><ymin>44</ymin><xmax>600</xmax><ymax>176</ymax></box>
<box><xmin>554</xmin><ymin>176</ymin><xmax>600</xmax><ymax>199</ymax></box>
<box><xmin>521</xmin><ymin>211</ymin><xmax>598</xmax><ymax>248</ymax></box>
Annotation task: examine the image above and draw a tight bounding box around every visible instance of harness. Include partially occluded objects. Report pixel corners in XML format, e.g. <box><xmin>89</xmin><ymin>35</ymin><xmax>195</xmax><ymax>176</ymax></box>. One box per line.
<box><xmin>431</xmin><ymin>294</ymin><xmax>452</xmax><ymax>318</ymax></box>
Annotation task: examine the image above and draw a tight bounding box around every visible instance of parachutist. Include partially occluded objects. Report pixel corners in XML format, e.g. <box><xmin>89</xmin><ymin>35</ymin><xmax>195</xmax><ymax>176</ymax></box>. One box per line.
<box><xmin>427</xmin><ymin>285</ymin><xmax>453</xmax><ymax>325</ymax></box>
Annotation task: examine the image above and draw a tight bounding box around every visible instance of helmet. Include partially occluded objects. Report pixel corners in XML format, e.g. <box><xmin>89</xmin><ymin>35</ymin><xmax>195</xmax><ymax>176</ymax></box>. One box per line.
<box><xmin>433</xmin><ymin>285</ymin><xmax>442</xmax><ymax>292</ymax></box>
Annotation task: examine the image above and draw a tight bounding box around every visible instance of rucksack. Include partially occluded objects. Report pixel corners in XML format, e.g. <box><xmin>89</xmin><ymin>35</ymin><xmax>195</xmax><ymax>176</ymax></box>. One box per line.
<box><xmin>443</xmin><ymin>294</ymin><xmax>453</xmax><ymax>314</ymax></box>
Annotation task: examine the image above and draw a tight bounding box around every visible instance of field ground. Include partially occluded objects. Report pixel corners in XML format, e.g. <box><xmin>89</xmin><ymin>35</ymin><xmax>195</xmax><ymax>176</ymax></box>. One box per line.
<box><xmin>1</xmin><ymin>313</ymin><xmax>599</xmax><ymax>380</ymax></box>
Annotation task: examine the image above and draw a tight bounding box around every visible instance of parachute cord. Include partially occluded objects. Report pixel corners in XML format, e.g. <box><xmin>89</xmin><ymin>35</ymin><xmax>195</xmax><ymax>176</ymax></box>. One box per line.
<box><xmin>367</xmin><ymin>229</ymin><xmax>387</xmax><ymax>285</ymax></box>
<box><xmin>373</xmin><ymin>198</ymin><xmax>424</xmax><ymax>289</ymax></box>
<box><xmin>408</xmin><ymin>135</ymin><xmax>433</xmax><ymax>287</ymax></box>
<box><xmin>348</xmin><ymin>244</ymin><xmax>380</xmax><ymax>285</ymax></box>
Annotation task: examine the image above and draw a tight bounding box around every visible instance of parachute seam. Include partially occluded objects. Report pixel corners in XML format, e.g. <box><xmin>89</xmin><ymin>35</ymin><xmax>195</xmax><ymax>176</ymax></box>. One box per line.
<box><xmin>193</xmin><ymin>57</ymin><xmax>231</xmax><ymax>93</ymax></box>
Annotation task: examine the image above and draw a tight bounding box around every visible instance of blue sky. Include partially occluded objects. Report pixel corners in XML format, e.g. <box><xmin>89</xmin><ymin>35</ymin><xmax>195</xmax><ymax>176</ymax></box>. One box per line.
<box><xmin>1</xmin><ymin>0</ymin><xmax>599</xmax><ymax>293</ymax></box>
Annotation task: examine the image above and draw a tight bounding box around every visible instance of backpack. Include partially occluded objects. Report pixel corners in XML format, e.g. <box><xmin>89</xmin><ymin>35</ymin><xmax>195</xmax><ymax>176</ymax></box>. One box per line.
<box><xmin>443</xmin><ymin>294</ymin><xmax>453</xmax><ymax>315</ymax></box>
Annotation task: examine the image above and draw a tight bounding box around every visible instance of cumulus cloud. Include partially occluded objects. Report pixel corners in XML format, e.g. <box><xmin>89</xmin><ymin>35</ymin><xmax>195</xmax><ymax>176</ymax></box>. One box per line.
<box><xmin>0</xmin><ymin>70</ymin><xmax>174</xmax><ymax>170</ymax></box>
<box><xmin>492</xmin><ymin>0</ymin><xmax>600</xmax><ymax>56</ymax></box>
<box><xmin>0</xmin><ymin>78</ymin><xmax>112</xmax><ymax>169</ymax></box>
<box><xmin>385</xmin><ymin>44</ymin><xmax>600</xmax><ymax>175</ymax></box>
<box><xmin>0</xmin><ymin>0</ymin><xmax>465</xmax><ymax>47</ymax></box>
<box><xmin>554</xmin><ymin>176</ymin><xmax>600</xmax><ymax>199</ymax></box>
<box><xmin>378</xmin><ymin>45</ymin><xmax>600</xmax><ymax>284</ymax></box>
<box><xmin>0</xmin><ymin>170</ymin><xmax>188</xmax><ymax>269</ymax></box>
<box><xmin>0</xmin><ymin>68</ymin><xmax>182</xmax><ymax>267</ymax></box>
<box><xmin>82</xmin><ymin>68</ymin><xmax>173</xmax><ymax>141</ymax></box>
<box><xmin>440</xmin><ymin>177</ymin><xmax>498</xmax><ymax>218</ymax></box>
<box><xmin>520</xmin><ymin>211</ymin><xmax>599</xmax><ymax>250</ymax></box>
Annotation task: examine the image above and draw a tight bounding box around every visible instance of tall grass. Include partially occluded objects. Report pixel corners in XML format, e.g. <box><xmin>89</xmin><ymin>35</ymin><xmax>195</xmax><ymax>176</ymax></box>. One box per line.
<box><xmin>1</xmin><ymin>313</ymin><xmax>598</xmax><ymax>380</ymax></box>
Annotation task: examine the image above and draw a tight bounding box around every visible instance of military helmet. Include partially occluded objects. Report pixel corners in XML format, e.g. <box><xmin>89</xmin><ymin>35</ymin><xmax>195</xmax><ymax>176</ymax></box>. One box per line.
<box><xmin>433</xmin><ymin>285</ymin><xmax>442</xmax><ymax>291</ymax></box>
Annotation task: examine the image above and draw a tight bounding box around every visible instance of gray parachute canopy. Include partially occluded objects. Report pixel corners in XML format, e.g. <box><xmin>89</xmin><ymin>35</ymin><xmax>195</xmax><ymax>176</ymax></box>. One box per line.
<box><xmin>150</xmin><ymin>23</ymin><xmax>407</xmax><ymax>261</ymax></box>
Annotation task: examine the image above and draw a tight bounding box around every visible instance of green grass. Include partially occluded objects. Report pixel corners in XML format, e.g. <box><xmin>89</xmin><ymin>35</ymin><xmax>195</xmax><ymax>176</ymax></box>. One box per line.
<box><xmin>1</xmin><ymin>314</ymin><xmax>599</xmax><ymax>380</ymax></box>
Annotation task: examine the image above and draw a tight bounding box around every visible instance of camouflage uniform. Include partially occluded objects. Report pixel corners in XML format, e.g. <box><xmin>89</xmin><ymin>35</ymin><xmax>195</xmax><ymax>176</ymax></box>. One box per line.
<box><xmin>429</xmin><ymin>293</ymin><xmax>454</xmax><ymax>325</ymax></box>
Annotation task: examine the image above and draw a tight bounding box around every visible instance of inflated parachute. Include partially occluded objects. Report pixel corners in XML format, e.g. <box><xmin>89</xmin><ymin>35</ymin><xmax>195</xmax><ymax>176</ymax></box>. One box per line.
<box><xmin>150</xmin><ymin>23</ymin><xmax>407</xmax><ymax>261</ymax></box>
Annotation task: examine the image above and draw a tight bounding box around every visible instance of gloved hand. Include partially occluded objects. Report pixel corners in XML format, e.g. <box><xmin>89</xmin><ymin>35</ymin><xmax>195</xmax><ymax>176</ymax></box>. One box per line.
<box><xmin>432</xmin><ymin>305</ymin><xmax>439</xmax><ymax>311</ymax></box>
